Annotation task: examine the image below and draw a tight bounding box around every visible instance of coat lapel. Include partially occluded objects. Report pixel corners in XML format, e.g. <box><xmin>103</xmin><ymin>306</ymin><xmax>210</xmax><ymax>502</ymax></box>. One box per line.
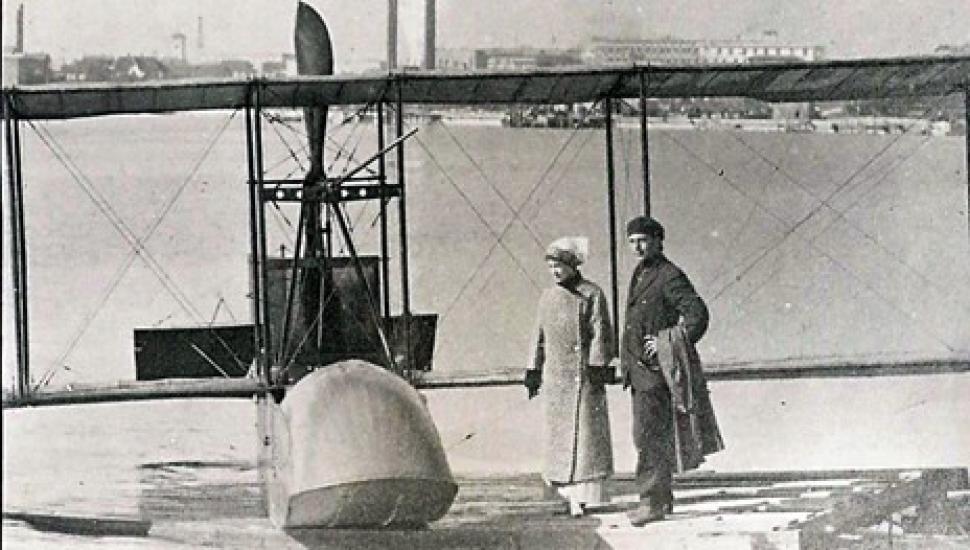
<box><xmin>627</xmin><ymin>260</ymin><xmax>662</xmax><ymax>305</ymax></box>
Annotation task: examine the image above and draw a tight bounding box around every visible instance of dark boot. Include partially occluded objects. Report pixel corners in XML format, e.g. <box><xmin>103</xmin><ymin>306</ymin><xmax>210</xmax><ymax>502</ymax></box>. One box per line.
<box><xmin>627</xmin><ymin>500</ymin><xmax>665</xmax><ymax>527</ymax></box>
<box><xmin>662</xmin><ymin>490</ymin><xmax>674</xmax><ymax>515</ymax></box>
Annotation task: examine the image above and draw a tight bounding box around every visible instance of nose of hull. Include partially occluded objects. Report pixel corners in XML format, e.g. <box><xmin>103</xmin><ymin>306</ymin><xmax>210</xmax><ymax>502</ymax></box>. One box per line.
<box><xmin>259</xmin><ymin>360</ymin><xmax>457</xmax><ymax>528</ymax></box>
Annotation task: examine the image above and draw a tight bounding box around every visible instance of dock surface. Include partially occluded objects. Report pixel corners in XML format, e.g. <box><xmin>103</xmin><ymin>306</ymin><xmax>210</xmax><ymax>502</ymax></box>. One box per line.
<box><xmin>5</xmin><ymin>468</ymin><xmax>968</xmax><ymax>549</ymax></box>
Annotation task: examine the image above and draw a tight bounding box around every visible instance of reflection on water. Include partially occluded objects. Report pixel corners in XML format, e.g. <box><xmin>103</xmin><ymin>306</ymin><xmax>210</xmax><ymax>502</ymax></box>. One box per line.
<box><xmin>137</xmin><ymin>461</ymin><xmax>264</xmax><ymax>521</ymax></box>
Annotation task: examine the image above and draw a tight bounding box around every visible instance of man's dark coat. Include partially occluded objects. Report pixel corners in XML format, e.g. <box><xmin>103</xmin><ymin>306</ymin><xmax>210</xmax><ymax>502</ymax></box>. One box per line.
<box><xmin>620</xmin><ymin>253</ymin><xmax>711</xmax><ymax>503</ymax></box>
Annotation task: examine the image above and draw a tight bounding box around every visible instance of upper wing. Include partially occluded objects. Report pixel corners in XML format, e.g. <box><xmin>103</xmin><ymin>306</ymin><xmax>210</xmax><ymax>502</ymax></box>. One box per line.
<box><xmin>4</xmin><ymin>56</ymin><xmax>968</xmax><ymax>120</ymax></box>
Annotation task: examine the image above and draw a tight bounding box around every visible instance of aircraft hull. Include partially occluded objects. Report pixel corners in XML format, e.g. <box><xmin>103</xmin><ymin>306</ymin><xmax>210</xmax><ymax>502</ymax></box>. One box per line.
<box><xmin>257</xmin><ymin>360</ymin><xmax>457</xmax><ymax>528</ymax></box>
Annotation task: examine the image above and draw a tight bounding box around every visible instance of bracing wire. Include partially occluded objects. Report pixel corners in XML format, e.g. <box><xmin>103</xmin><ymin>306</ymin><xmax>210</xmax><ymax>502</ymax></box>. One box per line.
<box><xmin>29</xmin><ymin>111</ymin><xmax>242</xmax><ymax>388</ymax></box>
<box><xmin>264</xmin><ymin>112</ymin><xmax>307</xmax><ymax>173</ymax></box>
<box><xmin>661</xmin><ymin>128</ymin><xmax>959</xmax><ymax>353</ymax></box>
<box><xmin>412</xmin><ymin>135</ymin><xmax>543</xmax><ymax>308</ymax></box>
<box><xmin>28</xmin><ymin>123</ymin><xmax>201</xmax><ymax>319</ymax></box>
<box><xmin>258</xmin><ymin>89</ymin><xmax>378</xmax><ymax>176</ymax></box>
<box><xmin>721</xmin><ymin>121</ymin><xmax>963</xmax><ymax>313</ymax></box>
<box><xmin>435</xmin><ymin>119</ymin><xmax>545</xmax><ymax>250</ymax></box>
<box><xmin>726</xmin><ymin>131</ymin><xmax>947</xmax><ymax>316</ymax></box>
<box><xmin>435</xmin><ymin>122</ymin><xmax>591</xmax><ymax>323</ymax></box>
<box><xmin>527</xmin><ymin>128</ymin><xmax>599</xmax><ymax>221</ymax></box>
<box><xmin>704</xmin><ymin>99</ymin><xmax>951</xmax><ymax>303</ymax></box>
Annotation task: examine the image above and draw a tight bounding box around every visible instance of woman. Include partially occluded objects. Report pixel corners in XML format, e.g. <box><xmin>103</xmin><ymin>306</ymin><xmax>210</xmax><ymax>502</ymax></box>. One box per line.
<box><xmin>525</xmin><ymin>236</ymin><xmax>615</xmax><ymax>516</ymax></box>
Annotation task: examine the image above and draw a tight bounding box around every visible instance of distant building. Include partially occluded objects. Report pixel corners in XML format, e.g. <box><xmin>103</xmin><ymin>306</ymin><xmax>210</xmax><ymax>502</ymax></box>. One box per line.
<box><xmin>934</xmin><ymin>43</ymin><xmax>970</xmax><ymax>56</ymax></box>
<box><xmin>261</xmin><ymin>54</ymin><xmax>297</xmax><ymax>77</ymax></box>
<box><xmin>172</xmin><ymin>32</ymin><xmax>188</xmax><ymax>63</ymax></box>
<box><xmin>472</xmin><ymin>48</ymin><xmax>583</xmax><ymax>70</ymax></box>
<box><xmin>112</xmin><ymin>56</ymin><xmax>169</xmax><ymax>81</ymax></box>
<box><xmin>6</xmin><ymin>52</ymin><xmax>53</xmax><ymax>84</ymax></box>
<box><xmin>59</xmin><ymin>55</ymin><xmax>166</xmax><ymax>82</ymax></box>
<box><xmin>60</xmin><ymin>56</ymin><xmax>114</xmax><ymax>82</ymax></box>
<box><xmin>584</xmin><ymin>37</ymin><xmax>699</xmax><ymax>65</ymax></box>
<box><xmin>55</xmin><ymin>56</ymin><xmax>256</xmax><ymax>83</ymax></box>
<box><xmin>435</xmin><ymin>48</ymin><xmax>476</xmax><ymax>71</ymax></box>
<box><xmin>584</xmin><ymin>35</ymin><xmax>823</xmax><ymax>66</ymax></box>
<box><xmin>698</xmin><ymin>39</ymin><xmax>823</xmax><ymax>64</ymax></box>
<box><xmin>2</xmin><ymin>51</ymin><xmax>19</xmax><ymax>86</ymax></box>
<box><xmin>167</xmin><ymin>59</ymin><xmax>256</xmax><ymax>79</ymax></box>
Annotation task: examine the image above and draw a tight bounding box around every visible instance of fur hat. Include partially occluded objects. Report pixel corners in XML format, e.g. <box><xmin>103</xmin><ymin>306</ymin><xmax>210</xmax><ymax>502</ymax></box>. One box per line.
<box><xmin>626</xmin><ymin>216</ymin><xmax>665</xmax><ymax>239</ymax></box>
<box><xmin>545</xmin><ymin>236</ymin><xmax>588</xmax><ymax>267</ymax></box>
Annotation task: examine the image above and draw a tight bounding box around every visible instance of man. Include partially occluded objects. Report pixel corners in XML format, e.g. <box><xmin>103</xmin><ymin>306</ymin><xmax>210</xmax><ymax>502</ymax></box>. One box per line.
<box><xmin>621</xmin><ymin>216</ymin><xmax>709</xmax><ymax>526</ymax></box>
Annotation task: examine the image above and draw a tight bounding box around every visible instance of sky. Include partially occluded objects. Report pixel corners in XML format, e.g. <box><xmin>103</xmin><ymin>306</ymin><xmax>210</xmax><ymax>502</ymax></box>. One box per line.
<box><xmin>3</xmin><ymin>0</ymin><xmax>970</xmax><ymax>69</ymax></box>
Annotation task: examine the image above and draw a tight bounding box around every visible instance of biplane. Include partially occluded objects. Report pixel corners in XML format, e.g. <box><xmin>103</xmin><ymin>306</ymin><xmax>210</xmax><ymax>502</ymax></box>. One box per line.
<box><xmin>3</xmin><ymin>0</ymin><xmax>969</xmax><ymax>537</ymax></box>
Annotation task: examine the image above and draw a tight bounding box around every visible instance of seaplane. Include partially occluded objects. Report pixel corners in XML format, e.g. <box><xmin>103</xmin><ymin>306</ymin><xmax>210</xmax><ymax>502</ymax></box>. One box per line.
<box><xmin>3</xmin><ymin>1</ymin><xmax>969</xmax><ymax>545</ymax></box>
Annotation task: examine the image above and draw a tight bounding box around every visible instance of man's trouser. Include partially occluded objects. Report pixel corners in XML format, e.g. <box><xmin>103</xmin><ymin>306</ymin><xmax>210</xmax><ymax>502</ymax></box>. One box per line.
<box><xmin>631</xmin><ymin>382</ymin><xmax>674</xmax><ymax>508</ymax></box>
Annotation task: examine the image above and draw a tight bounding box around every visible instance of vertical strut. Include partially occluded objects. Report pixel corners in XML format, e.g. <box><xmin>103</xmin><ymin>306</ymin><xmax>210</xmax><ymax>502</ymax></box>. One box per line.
<box><xmin>378</xmin><ymin>103</ymin><xmax>391</xmax><ymax>322</ymax></box>
<box><xmin>244</xmin><ymin>96</ymin><xmax>264</xmax><ymax>383</ymax></box>
<box><xmin>253</xmin><ymin>83</ymin><xmax>273</xmax><ymax>381</ymax></box>
<box><xmin>604</xmin><ymin>98</ymin><xmax>620</xmax><ymax>346</ymax></box>
<box><xmin>4</xmin><ymin>97</ymin><xmax>29</xmax><ymax>398</ymax></box>
<box><xmin>395</xmin><ymin>81</ymin><xmax>412</xmax><ymax>377</ymax></box>
<box><xmin>639</xmin><ymin>70</ymin><xmax>652</xmax><ymax>217</ymax></box>
<box><xmin>964</xmin><ymin>89</ymin><xmax>969</xmax><ymax>243</ymax></box>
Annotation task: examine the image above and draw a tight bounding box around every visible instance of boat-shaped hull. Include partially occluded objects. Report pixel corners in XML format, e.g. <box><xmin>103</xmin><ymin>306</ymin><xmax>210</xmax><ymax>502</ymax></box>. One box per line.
<box><xmin>257</xmin><ymin>360</ymin><xmax>457</xmax><ymax>528</ymax></box>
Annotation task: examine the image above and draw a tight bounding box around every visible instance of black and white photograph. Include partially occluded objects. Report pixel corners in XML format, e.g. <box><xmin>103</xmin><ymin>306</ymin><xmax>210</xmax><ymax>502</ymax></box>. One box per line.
<box><xmin>2</xmin><ymin>1</ymin><xmax>969</xmax><ymax>547</ymax></box>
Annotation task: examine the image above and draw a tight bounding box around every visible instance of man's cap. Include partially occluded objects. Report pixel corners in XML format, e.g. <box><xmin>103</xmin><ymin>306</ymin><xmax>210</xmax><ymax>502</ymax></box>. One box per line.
<box><xmin>626</xmin><ymin>216</ymin><xmax>665</xmax><ymax>239</ymax></box>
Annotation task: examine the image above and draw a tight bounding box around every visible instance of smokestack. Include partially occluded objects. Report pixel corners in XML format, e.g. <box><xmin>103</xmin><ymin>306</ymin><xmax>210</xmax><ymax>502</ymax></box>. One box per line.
<box><xmin>15</xmin><ymin>3</ymin><xmax>24</xmax><ymax>53</ymax></box>
<box><xmin>172</xmin><ymin>32</ymin><xmax>187</xmax><ymax>63</ymax></box>
<box><xmin>387</xmin><ymin>0</ymin><xmax>398</xmax><ymax>70</ymax></box>
<box><xmin>197</xmin><ymin>16</ymin><xmax>204</xmax><ymax>51</ymax></box>
<box><xmin>424</xmin><ymin>0</ymin><xmax>435</xmax><ymax>70</ymax></box>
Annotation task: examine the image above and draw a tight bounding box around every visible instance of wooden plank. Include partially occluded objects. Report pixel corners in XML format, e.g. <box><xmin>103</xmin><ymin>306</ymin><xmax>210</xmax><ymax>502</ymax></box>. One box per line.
<box><xmin>795</xmin><ymin>469</ymin><xmax>970</xmax><ymax>549</ymax></box>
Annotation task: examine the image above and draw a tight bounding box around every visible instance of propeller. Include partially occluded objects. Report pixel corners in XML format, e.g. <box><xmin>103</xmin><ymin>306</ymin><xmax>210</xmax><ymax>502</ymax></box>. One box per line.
<box><xmin>295</xmin><ymin>1</ymin><xmax>333</xmax><ymax>177</ymax></box>
<box><xmin>284</xmin><ymin>2</ymin><xmax>334</xmax><ymax>366</ymax></box>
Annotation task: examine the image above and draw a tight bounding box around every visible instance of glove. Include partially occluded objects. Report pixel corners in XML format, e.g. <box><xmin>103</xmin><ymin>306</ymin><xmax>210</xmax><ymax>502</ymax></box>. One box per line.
<box><xmin>524</xmin><ymin>369</ymin><xmax>542</xmax><ymax>399</ymax></box>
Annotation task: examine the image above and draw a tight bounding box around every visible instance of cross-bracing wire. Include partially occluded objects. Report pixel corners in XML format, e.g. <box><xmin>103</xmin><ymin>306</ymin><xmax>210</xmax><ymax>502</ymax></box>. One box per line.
<box><xmin>258</xmin><ymin>94</ymin><xmax>379</xmax><ymax>177</ymax></box>
<box><xmin>434</xmin><ymin>123</ymin><xmax>590</xmax><ymax>324</ymax></box>
<box><xmin>704</xmin><ymin>96</ymin><xmax>955</xmax><ymax>303</ymax></box>
<box><xmin>525</xmin><ymin>128</ymin><xmax>599</xmax><ymax>223</ymax></box>
<box><xmin>727</xmin><ymin>131</ymin><xmax>953</xmax><ymax>321</ymax></box>
<box><xmin>434</xmin><ymin>119</ymin><xmax>545</xmax><ymax>250</ymax></box>
<box><xmin>412</xmin><ymin>134</ymin><xmax>544</xmax><ymax>318</ymax></box>
<box><xmin>662</xmin><ymin>128</ymin><xmax>958</xmax><ymax>353</ymax></box>
<box><xmin>29</xmin><ymin>111</ymin><xmax>242</xmax><ymax>388</ymax></box>
<box><xmin>721</xmin><ymin>121</ymin><xmax>964</xmax><ymax>315</ymax></box>
<box><xmin>28</xmin><ymin>123</ymin><xmax>202</xmax><ymax>318</ymax></box>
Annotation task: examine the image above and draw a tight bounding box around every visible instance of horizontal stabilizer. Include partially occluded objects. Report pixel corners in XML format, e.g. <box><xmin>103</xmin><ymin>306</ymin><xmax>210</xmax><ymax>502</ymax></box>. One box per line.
<box><xmin>134</xmin><ymin>324</ymin><xmax>255</xmax><ymax>380</ymax></box>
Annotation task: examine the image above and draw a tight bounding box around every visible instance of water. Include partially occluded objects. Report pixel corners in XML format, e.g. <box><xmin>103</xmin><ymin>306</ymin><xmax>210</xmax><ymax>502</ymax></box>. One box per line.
<box><xmin>3</xmin><ymin>114</ymin><xmax>969</xmax><ymax>545</ymax></box>
<box><xmin>3</xmin><ymin>113</ymin><xmax>967</xmax><ymax>386</ymax></box>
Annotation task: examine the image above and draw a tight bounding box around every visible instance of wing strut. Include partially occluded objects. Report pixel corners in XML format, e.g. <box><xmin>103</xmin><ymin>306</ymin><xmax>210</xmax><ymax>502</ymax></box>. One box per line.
<box><xmin>4</xmin><ymin>95</ymin><xmax>30</xmax><ymax>399</ymax></box>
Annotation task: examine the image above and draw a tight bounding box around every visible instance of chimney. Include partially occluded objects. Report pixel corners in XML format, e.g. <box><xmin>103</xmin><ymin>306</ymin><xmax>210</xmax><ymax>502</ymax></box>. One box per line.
<box><xmin>424</xmin><ymin>0</ymin><xmax>435</xmax><ymax>69</ymax></box>
<box><xmin>387</xmin><ymin>0</ymin><xmax>398</xmax><ymax>70</ymax></box>
<box><xmin>15</xmin><ymin>3</ymin><xmax>24</xmax><ymax>53</ymax></box>
<box><xmin>197</xmin><ymin>16</ymin><xmax>204</xmax><ymax>51</ymax></box>
<box><xmin>172</xmin><ymin>32</ymin><xmax>187</xmax><ymax>63</ymax></box>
